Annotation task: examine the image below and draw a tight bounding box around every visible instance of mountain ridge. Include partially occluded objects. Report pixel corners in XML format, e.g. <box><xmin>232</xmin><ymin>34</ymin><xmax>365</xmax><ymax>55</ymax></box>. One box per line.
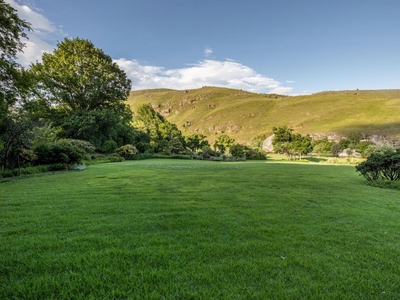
<box><xmin>127</xmin><ymin>87</ymin><xmax>400</xmax><ymax>144</ymax></box>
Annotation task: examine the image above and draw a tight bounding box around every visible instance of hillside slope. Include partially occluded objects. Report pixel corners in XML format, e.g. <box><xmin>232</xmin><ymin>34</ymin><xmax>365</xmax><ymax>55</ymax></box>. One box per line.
<box><xmin>127</xmin><ymin>87</ymin><xmax>400</xmax><ymax>144</ymax></box>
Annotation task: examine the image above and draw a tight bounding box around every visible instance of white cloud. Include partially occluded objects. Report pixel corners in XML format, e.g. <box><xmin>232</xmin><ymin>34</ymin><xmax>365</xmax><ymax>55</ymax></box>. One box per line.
<box><xmin>115</xmin><ymin>58</ymin><xmax>293</xmax><ymax>95</ymax></box>
<box><xmin>6</xmin><ymin>0</ymin><xmax>56</xmax><ymax>33</ymax></box>
<box><xmin>286</xmin><ymin>80</ymin><xmax>295</xmax><ymax>83</ymax></box>
<box><xmin>5</xmin><ymin>0</ymin><xmax>65</xmax><ymax>67</ymax></box>
<box><xmin>18</xmin><ymin>34</ymin><xmax>54</xmax><ymax>66</ymax></box>
<box><xmin>204</xmin><ymin>47</ymin><xmax>213</xmax><ymax>57</ymax></box>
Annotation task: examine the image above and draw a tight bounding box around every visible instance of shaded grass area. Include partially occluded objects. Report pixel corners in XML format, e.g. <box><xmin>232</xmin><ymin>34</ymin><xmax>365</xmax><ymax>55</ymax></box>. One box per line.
<box><xmin>1</xmin><ymin>159</ymin><xmax>400</xmax><ymax>299</ymax></box>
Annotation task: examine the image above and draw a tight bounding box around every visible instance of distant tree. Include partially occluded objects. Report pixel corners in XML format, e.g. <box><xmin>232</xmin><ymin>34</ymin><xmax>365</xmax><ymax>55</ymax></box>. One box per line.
<box><xmin>347</xmin><ymin>132</ymin><xmax>363</xmax><ymax>148</ymax></box>
<box><xmin>29</xmin><ymin>38</ymin><xmax>135</xmax><ymax>148</ymax></box>
<box><xmin>272</xmin><ymin>127</ymin><xmax>312</xmax><ymax>160</ymax></box>
<box><xmin>312</xmin><ymin>137</ymin><xmax>334</xmax><ymax>156</ymax></box>
<box><xmin>338</xmin><ymin>139</ymin><xmax>350</xmax><ymax>151</ymax></box>
<box><xmin>355</xmin><ymin>141</ymin><xmax>375</xmax><ymax>158</ymax></box>
<box><xmin>184</xmin><ymin>133</ymin><xmax>209</xmax><ymax>153</ymax></box>
<box><xmin>250</xmin><ymin>133</ymin><xmax>267</xmax><ymax>150</ymax></box>
<box><xmin>229</xmin><ymin>143</ymin><xmax>246</xmax><ymax>157</ymax></box>
<box><xmin>331</xmin><ymin>143</ymin><xmax>341</xmax><ymax>157</ymax></box>
<box><xmin>213</xmin><ymin>134</ymin><xmax>235</xmax><ymax>154</ymax></box>
<box><xmin>292</xmin><ymin>133</ymin><xmax>313</xmax><ymax>160</ymax></box>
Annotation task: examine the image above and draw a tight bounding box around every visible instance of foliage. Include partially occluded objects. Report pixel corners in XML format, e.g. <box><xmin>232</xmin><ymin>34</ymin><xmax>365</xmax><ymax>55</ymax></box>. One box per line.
<box><xmin>0</xmin><ymin>0</ymin><xmax>32</xmax><ymax>164</ymax></box>
<box><xmin>115</xmin><ymin>144</ymin><xmax>138</xmax><ymax>158</ymax></box>
<box><xmin>326</xmin><ymin>157</ymin><xmax>365</xmax><ymax>165</ymax></box>
<box><xmin>30</xmin><ymin>123</ymin><xmax>61</xmax><ymax>146</ymax></box>
<box><xmin>338</xmin><ymin>139</ymin><xmax>350</xmax><ymax>150</ymax></box>
<box><xmin>0</xmin><ymin>0</ymin><xmax>32</xmax><ymax>106</ymax></box>
<box><xmin>30</xmin><ymin>37</ymin><xmax>131</xmax><ymax>113</ymax></box>
<box><xmin>346</xmin><ymin>131</ymin><xmax>363</xmax><ymax>147</ymax></box>
<box><xmin>67</xmin><ymin>139</ymin><xmax>95</xmax><ymax>155</ymax></box>
<box><xmin>136</xmin><ymin>104</ymin><xmax>185</xmax><ymax>153</ymax></box>
<box><xmin>0</xmin><ymin>110</ymin><xmax>33</xmax><ymax>169</ymax></box>
<box><xmin>18</xmin><ymin>148</ymin><xmax>37</xmax><ymax>164</ymax></box>
<box><xmin>229</xmin><ymin>143</ymin><xmax>246</xmax><ymax>157</ymax></box>
<box><xmin>55</xmin><ymin>103</ymin><xmax>136</xmax><ymax>149</ymax></box>
<box><xmin>229</xmin><ymin>143</ymin><xmax>267</xmax><ymax>160</ymax></box>
<box><xmin>356</xmin><ymin>149</ymin><xmax>400</xmax><ymax>181</ymax></box>
<box><xmin>184</xmin><ymin>133</ymin><xmax>209</xmax><ymax>153</ymax></box>
<box><xmin>199</xmin><ymin>145</ymin><xmax>219</xmax><ymax>159</ymax></box>
<box><xmin>213</xmin><ymin>134</ymin><xmax>235</xmax><ymax>153</ymax></box>
<box><xmin>33</xmin><ymin>139</ymin><xmax>86</xmax><ymax>165</ymax></box>
<box><xmin>250</xmin><ymin>133</ymin><xmax>267</xmax><ymax>150</ymax></box>
<box><xmin>244</xmin><ymin>147</ymin><xmax>267</xmax><ymax>160</ymax></box>
<box><xmin>101</xmin><ymin>140</ymin><xmax>118</xmax><ymax>154</ymax></box>
<box><xmin>0</xmin><ymin>163</ymin><xmax>68</xmax><ymax>178</ymax></box>
<box><xmin>312</xmin><ymin>137</ymin><xmax>334</xmax><ymax>155</ymax></box>
<box><xmin>355</xmin><ymin>141</ymin><xmax>374</xmax><ymax>157</ymax></box>
<box><xmin>29</xmin><ymin>38</ymin><xmax>136</xmax><ymax>149</ymax></box>
<box><xmin>272</xmin><ymin>126</ymin><xmax>312</xmax><ymax>160</ymax></box>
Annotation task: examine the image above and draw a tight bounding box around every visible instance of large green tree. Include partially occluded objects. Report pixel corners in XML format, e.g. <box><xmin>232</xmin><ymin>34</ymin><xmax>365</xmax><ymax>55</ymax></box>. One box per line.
<box><xmin>213</xmin><ymin>134</ymin><xmax>235</xmax><ymax>154</ymax></box>
<box><xmin>0</xmin><ymin>0</ymin><xmax>32</xmax><ymax>167</ymax></box>
<box><xmin>184</xmin><ymin>133</ymin><xmax>209</xmax><ymax>153</ymax></box>
<box><xmin>272</xmin><ymin>126</ymin><xmax>312</xmax><ymax>160</ymax></box>
<box><xmin>29</xmin><ymin>38</ymin><xmax>135</xmax><ymax>148</ymax></box>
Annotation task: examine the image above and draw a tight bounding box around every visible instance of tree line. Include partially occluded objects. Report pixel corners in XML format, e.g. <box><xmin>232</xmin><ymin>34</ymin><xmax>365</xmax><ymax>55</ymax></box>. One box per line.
<box><xmin>0</xmin><ymin>0</ymin><xmax>268</xmax><ymax>176</ymax></box>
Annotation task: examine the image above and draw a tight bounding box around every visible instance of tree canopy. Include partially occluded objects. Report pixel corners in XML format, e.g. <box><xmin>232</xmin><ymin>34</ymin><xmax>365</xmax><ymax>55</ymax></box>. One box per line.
<box><xmin>272</xmin><ymin>126</ymin><xmax>312</xmax><ymax>160</ymax></box>
<box><xmin>30</xmin><ymin>37</ymin><xmax>131</xmax><ymax>114</ymax></box>
<box><xmin>28</xmin><ymin>37</ymin><xmax>136</xmax><ymax>149</ymax></box>
<box><xmin>136</xmin><ymin>104</ymin><xmax>185</xmax><ymax>154</ymax></box>
<box><xmin>1</xmin><ymin>0</ymin><xmax>32</xmax><ymax>167</ymax></box>
<box><xmin>213</xmin><ymin>134</ymin><xmax>235</xmax><ymax>154</ymax></box>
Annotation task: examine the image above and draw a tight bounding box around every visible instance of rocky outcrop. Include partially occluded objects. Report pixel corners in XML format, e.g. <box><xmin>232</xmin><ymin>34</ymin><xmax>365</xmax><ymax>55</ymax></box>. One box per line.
<box><xmin>262</xmin><ymin>135</ymin><xmax>274</xmax><ymax>153</ymax></box>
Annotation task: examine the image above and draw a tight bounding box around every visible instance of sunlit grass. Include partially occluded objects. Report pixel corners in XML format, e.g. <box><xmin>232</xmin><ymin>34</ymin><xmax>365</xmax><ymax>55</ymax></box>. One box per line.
<box><xmin>1</xmin><ymin>159</ymin><xmax>400</xmax><ymax>299</ymax></box>
<box><xmin>127</xmin><ymin>88</ymin><xmax>400</xmax><ymax>143</ymax></box>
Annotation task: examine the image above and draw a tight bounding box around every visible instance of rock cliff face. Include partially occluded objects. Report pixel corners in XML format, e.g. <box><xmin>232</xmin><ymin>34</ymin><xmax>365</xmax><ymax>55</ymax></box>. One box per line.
<box><xmin>262</xmin><ymin>135</ymin><xmax>274</xmax><ymax>152</ymax></box>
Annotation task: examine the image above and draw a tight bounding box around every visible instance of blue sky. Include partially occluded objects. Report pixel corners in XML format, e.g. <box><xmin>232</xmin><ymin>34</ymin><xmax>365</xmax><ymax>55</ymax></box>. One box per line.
<box><xmin>6</xmin><ymin>0</ymin><xmax>400</xmax><ymax>95</ymax></box>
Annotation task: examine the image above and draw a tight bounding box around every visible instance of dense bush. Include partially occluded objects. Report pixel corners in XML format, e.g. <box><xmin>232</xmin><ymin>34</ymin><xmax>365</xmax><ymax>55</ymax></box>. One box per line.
<box><xmin>115</xmin><ymin>144</ymin><xmax>138</xmax><ymax>158</ymax></box>
<box><xmin>101</xmin><ymin>140</ymin><xmax>118</xmax><ymax>154</ymax></box>
<box><xmin>33</xmin><ymin>139</ymin><xmax>86</xmax><ymax>165</ymax></box>
<box><xmin>356</xmin><ymin>149</ymin><xmax>400</xmax><ymax>181</ymax></box>
<box><xmin>229</xmin><ymin>143</ymin><xmax>267</xmax><ymax>160</ymax></box>
<box><xmin>0</xmin><ymin>163</ymin><xmax>68</xmax><ymax>179</ymax></box>
<box><xmin>67</xmin><ymin>139</ymin><xmax>96</xmax><ymax>154</ymax></box>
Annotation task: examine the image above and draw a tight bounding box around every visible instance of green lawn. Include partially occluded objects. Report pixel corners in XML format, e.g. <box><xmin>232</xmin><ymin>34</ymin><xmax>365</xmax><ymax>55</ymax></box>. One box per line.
<box><xmin>1</xmin><ymin>159</ymin><xmax>400</xmax><ymax>299</ymax></box>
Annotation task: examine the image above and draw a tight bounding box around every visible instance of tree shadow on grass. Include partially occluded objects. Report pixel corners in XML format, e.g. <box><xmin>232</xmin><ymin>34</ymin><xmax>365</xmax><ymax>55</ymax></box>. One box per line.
<box><xmin>304</xmin><ymin>156</ymin><xmax>328</xmax><ymax>163</ymax></box>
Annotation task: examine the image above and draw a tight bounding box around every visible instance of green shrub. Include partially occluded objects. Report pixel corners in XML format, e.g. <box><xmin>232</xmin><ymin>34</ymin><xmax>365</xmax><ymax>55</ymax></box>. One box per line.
<box><xmin>105</xmin><ymin>155</ymin><xmax>125</xmax><ymax>162</ymax></box>
<box><xmin>229</xmin><ymin>144</ymin><xmax>246</xmax><ymax>158</ymax></box>
<box><xmin>19</xmin><ymin>148</ymin><xmax>37</xmax><ymax>165</ymax></box>
<box><xmin>101</xmin><ymin>140</ymin><xmax>118</xmax><ymax>154</ymax></box>
<box><xmin>327</xmin><ymin>157</ymin><xmax>365</xmax><ymax>165</ymax></box>
<box><xmin>356</xmin><ymin>149</ymin><xmax>400</xmax><ymax>181</ymax></box>
<box><xmin>68</xmin><ymin>139</ymin><xmax>96</xmax><ymax>154</ymax></box>
<box><xmin>0</xmin><ymin>163</ymin><xmax>68</xmax><ymax>179</ymax></box>
<box><xmin>33</xmin><ymin>140</ymin><xmax>86</xmax><ymax>165</ymax></box>
<box><xmin>115</xmin><ymin>144</ymin><xmax>138</xmax><ymax>158</ymax></box>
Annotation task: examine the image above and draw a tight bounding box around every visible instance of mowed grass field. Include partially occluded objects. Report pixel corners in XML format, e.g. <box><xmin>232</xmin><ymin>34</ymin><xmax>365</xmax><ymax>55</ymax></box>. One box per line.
<box><xmin>1</xmin><ymin>159</ymin><xmax>400</xmax><ymax>299</ymax></box>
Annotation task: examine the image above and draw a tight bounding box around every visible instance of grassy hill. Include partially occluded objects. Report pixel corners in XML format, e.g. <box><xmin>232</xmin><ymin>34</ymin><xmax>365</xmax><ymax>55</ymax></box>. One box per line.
<box><xmin>127</xmin><ymin>87</ymin><xmax>400</xmax><ymax>143</ymax></box>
